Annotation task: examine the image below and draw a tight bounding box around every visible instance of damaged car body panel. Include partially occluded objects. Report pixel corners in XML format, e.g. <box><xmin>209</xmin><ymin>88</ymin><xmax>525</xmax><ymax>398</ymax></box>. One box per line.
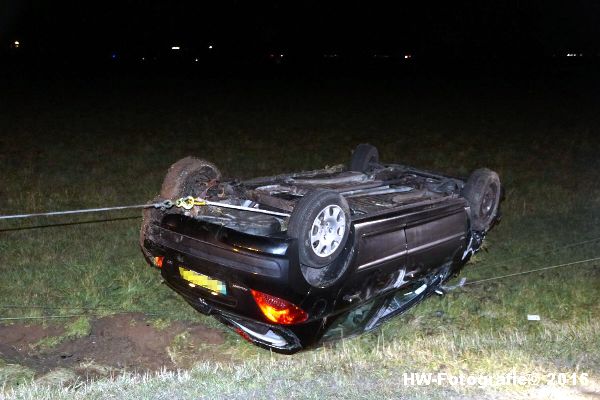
<box><xmin>140</xmin><ymin>144</ymin><xmax>501</xmax><ymax>353</ymax></box>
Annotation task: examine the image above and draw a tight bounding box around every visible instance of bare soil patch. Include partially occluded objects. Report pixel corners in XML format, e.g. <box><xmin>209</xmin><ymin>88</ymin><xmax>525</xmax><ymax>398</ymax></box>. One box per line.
<box><xmin>0</xmin><ymin>313</ymin><xmax>226</xmax><ymax>380</ymax></box>
<box><xmin>0</xmin><ymin>323</ymin><xmax>65</xmax><ymax>361</ymax></box>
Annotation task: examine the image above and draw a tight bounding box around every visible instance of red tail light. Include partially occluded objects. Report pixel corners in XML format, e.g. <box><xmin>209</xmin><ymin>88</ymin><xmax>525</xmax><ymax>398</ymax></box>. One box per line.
<box><xmin>153</xmin><ymin>256</ymin><xmax>164</xmax><ymax>268</ymax></box>
<box><xmin>250</xmin><ymin>289</ymin><xmax>308</xmax><ymax>325</ymax></box>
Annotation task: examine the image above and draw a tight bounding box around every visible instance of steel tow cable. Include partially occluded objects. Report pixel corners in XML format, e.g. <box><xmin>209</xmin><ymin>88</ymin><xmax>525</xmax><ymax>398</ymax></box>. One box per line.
<box><xmin>0</xmin><ymin>305</ymin><xmax>176</xmax><ymax>321</ymax></box>
<box><xmin>0</xmin><ymin>196</ymin><xmax>290</xmax><ymax>221</ymax></box>
<box><xmin>472</xmin><ymin>236</ymin><xmax>600</xmax><ymax>271</ymax></box>
<box><xmin>0</xmin><ymin>202</ymin><xmax>169</xmax><ymax>220</ymax></box>
<box><xmin>464</xmin><ymin>256</ymin><xmax>600</xmax><ymax>285</ymax></box>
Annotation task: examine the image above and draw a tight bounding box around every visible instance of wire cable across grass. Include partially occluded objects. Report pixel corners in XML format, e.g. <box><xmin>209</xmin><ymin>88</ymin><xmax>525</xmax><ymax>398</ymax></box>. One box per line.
<box><xmin>0</xmin><ymin>195</ymin><xmax>289</xmax><ymax>222</ymax></box>
<box><xmin>471</xmin><ymin>236</ymin><xmax>600</xmax><ymax>271</ymax></box>
<box><xmin>1</xmin><ymin>256</ymin><xmax>598</xmax><ymax>321</ymax></box>
<box><xmin>465</xmin><ymin>256</ymin><xmax>600</xmax><ymax>285</ymax></box>
<box><xmin>0</xmin><ymin>304</ymin><xmax>167</xmax><ymax>313</ymax></box>
<box><xmin>0</xmin><ymin>203</ymin><xmax>160</xmax><ymax>220</ymax></box>
<box><xmin>0</xmin><ymin>306</ymin><xmax>175</xmax><ymax>321</ymax></box>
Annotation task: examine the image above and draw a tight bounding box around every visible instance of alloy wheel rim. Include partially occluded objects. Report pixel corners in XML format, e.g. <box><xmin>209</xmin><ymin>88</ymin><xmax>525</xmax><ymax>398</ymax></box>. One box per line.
<box><xmin>310</xmin><ymin>205</ymin><xmax>346</xmax><ymax>257</ymax></box>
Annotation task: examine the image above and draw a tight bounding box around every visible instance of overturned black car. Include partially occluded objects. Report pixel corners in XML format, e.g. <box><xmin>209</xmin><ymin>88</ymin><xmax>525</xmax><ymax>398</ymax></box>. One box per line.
<box><xmin>140</xmin><ymin>144</ymin><xmax>501</xmax><ymax>353</ymax></box>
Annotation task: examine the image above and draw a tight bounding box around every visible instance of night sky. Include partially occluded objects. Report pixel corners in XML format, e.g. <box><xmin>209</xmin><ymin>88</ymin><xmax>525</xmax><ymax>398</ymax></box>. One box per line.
<box><xmin>2</xmin><ymin>1</ymin><xmax>600</xmax><ymax>62</ymax></box>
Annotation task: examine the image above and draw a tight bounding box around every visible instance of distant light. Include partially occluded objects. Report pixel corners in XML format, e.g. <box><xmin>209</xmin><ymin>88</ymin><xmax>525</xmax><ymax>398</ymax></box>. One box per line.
<box><xmin>194</xmin><ymin>58</ymin><xmax>199</xmax><ymax>62</ymax></box>
<box><xmin>141</xmin><ymin>57</ymin><xmax>145</xmax><ymax>61</ymax></box>
<box><xmin>404</xmin><ymin>54</ymin><xmax>412</xmax><ymax>59</ymax></box>
<box><xmin>111</xmin><ymin>53</ymin><xmax>117</xmax><ymax>60</ymax></box>
<box><xmin>208</xmin><ymin>45</ymin><xmax>213</xmax><ymax>49</ymax></box>
<box><xmin>280</xmin><ymin>53</ymin><xmax>284</xmax><ymax>58</ymax></box>
<box><xmin>13</xmin><ymin>40</ymin><xmax>20</xmax><ymax>48</ymax></box>
<box><xmin>171</xmin><ymin>46</ymin><xmax>180</xmax><ymax>50</ymax></box>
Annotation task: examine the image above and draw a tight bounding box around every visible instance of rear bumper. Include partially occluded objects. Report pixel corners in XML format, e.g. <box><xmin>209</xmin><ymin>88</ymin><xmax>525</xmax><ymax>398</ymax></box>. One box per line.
<box><xmin>144</xmin><ymin>219</ymin><xmax>309</xmax><ymax>314</ymax></box>
<box><xmin>141</xmin><ymin>213</ymin><xmax>327</xmax><ymax>352</ymax></box>
<box><xmin>153</xmin><ymin>224</ymin><xmax>284</xmax><ymax>278</ymax></box>
<box><xmin>143</xmin><ymin>213</ymin><xmax>311</xmax><ymax>293</ymax></box>
<box><xmin>162</xmin><ymin>267</ymin><xmax>314</xmax><ymax>354</ymax></box>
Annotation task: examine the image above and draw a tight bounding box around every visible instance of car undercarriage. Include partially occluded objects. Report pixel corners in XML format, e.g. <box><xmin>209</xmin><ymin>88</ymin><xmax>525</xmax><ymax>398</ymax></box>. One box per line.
<box><xmin>159</xmin><ymin>162</ymin><xmax>467</xmax><ymax>236</ymax></box>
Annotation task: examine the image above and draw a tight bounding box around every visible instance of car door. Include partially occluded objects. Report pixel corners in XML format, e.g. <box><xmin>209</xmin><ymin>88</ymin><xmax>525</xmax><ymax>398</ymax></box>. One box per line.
<box><xmin>404</xmin><ymin>202</ymin><xmax>468</xmax><ymax>277</ymax></box>
<box><xmin>353</xmin><ymin>215</ymin><xmax>407</xmax><ymax>272</ymax></box>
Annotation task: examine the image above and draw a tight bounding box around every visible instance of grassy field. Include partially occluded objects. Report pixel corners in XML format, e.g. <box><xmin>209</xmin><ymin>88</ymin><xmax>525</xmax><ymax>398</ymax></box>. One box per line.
<box><xmin>1</xmin><ymin>68</ymin><xmax>599</xmax><ymax>399</ymax></box>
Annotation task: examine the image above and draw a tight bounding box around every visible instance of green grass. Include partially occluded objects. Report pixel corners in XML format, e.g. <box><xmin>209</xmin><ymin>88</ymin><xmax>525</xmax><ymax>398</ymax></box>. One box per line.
<box><xmin>1</xmin><ymin>73</ymin><xmax>599</xmax><ymax>399</ymax></box>
<box><xmin>32</xmin><ymin>317</ymin><xmax>92</xmax><ymax>351</ymax></box>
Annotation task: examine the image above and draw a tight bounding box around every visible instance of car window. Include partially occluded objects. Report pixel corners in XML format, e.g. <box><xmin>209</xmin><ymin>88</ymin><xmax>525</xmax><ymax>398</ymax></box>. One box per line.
<box><xmin>321</xmin><ymin>297</ymin><xmax>386</xmax><ymax>341</ymax></box>
<box><xmin>365</xmin><ymin>280</ymin><xmax>428</xmax><ymax>330</ymax></box>
<box><xmin>321</xmin><ymin>279</ymin><xmax>429</xmax><ymax>342</ymax></box>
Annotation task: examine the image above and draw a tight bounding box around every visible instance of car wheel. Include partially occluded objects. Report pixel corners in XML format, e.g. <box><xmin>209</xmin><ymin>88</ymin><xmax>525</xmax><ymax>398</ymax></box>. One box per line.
<box><xmin>349</xmin><ymin>143</ymin><xmax>379</xmax><ymax>173</ymax></box>
<box><xmin>462</xmin><ymin>168</ymin><xmax>501</xmax><ymax>232</ymax></box>
<box><xmin>140</xmin><ymin>157</ymin><xmax>221</xmax><ymax>260</ymax></box>
<box><xmin>160</xmin><ymin>157</ymin><xmax>221</xmax><ymax>199</ymax></box>
<box><xmin>288</xmin><ymin>189</ymin><xmax>351</xmax><ymax>269</ymax></box>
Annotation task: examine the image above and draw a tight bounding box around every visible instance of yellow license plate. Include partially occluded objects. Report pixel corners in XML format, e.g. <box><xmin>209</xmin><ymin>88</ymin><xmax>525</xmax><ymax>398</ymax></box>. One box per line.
<box><xmin>179</xmin><ymin>267</ymin><xmax>227</xmax><ymax>295</ymax></box>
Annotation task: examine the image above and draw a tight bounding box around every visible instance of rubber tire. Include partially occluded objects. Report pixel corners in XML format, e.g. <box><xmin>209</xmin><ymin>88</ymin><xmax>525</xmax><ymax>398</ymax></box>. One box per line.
<box><xmin>349</xmin><ymin>143</ymin><xmax>379</xmax><ymax>173</ymax></box>
<box><xmin>140</xmin><ymin>157</ymin><xmax>221</xmax><ymax>261</ymax></box>
<box><xmin>462</xmin><ymin>168</ymin><xmax>501</xmax><ymax>232</ymax></box>
<box><xmin>288</xmin><ymin>189</ymin><xmax>351</xmax><ymax>268</ymax></box>
<box><xmin>160</xmin><ymin>157</ymin><xmax>221</xmax><ymax>199</ymax></box>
